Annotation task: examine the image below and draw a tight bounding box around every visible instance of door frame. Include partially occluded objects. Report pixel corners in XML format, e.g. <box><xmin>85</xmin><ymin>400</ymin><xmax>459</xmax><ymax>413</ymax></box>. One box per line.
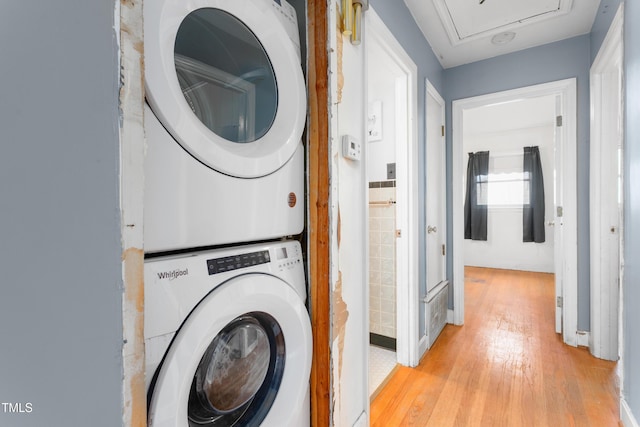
<box><xmin>421</xmin><ymin>80</ymin><xmax>447</xmax><ymax>356</ymax></box>
<box><xmin>589</xmin><ymin>3</ymin><xmax>624</xmax><ymax>361</ymax></box>
<box><xmin>451</xmin><ymin>79</ymin><xmax>578</xmax><ymax>347</ymax></box>
<box><xmin>366</xmin><ymin>7</ymin><xmax>420</xmax><ymax>367</ymax></box>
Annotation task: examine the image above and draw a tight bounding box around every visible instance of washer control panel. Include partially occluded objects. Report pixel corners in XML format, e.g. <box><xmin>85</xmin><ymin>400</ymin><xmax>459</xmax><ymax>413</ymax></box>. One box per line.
<box><xmin>273</xmin><ymin>243</ymin><xmax>303</xmax><ymax>272</ymax></box>
<box><xmin>206</xmin><ymin>242</ymin><xmax>302</xmax><ymax>275</ymax></box>
<box><xmin>207</xmin><ymin>250</ymin><xmax>270</xmax><ymax>275</ymax></box>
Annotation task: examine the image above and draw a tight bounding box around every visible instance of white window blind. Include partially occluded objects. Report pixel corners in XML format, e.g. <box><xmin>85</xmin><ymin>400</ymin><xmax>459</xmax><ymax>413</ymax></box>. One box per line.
<box><xmin>477</xmin><ymin>153</ymin><xmax>529</xmax><ymax>207</ymax></box>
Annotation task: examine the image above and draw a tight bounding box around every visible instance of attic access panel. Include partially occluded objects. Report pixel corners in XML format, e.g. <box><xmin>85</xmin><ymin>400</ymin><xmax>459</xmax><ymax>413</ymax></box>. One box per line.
<box><xmin>434</xmin><ymin>0</ymin><xmax>573</xmax><ymax>45</ymax></box>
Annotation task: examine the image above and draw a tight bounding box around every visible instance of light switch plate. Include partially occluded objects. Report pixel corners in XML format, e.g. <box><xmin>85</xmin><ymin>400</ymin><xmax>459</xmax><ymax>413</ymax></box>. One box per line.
<box><xmin>387</xmin><ymin>163</ymin><xmax>396</xmax><ymax>180</ymax></box>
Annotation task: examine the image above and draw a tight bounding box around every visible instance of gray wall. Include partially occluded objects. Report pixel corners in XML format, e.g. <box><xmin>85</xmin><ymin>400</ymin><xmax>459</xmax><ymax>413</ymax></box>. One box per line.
<box><xmin>370</xmin><ymin>0</ymin><xmax>444</xmax><ymax>338</ymax></box>
<box><xmin>0</xmin><ymin>2</ymin><xmax>123</xmax><ymax>426</ymax></box>
<box><xmin>623</xmin><ymin>0</ymin><xmax>640</xmax><ymax>420</ymax></box>
<box><xmin>443</xmin><ymin>36</ymin><xmax>592</xmax><ymax>330</ymax></box>
<box><xmin>591</xmin><ymin>0</ymin><xmax>624</xmax><ymax>62</ymax></box>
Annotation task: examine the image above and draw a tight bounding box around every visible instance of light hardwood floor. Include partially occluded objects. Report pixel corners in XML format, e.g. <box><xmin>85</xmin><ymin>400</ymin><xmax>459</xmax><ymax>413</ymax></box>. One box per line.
<box><xmin>371</xmin><ymin>267</ymin><xmax>620</xmax><ymax>426</ymax></box>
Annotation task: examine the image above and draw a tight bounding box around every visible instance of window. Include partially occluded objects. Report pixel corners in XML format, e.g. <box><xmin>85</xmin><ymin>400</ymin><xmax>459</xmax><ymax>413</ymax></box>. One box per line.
<box><xmin>477</xmin><ymin>154</ymin><xmax>528</xmax><ymax>207</ymax></box>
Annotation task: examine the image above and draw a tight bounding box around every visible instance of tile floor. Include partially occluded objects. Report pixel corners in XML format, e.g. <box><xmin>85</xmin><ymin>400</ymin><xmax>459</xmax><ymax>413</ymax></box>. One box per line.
<box><xmin>369</xmin><ymin>345</ymin><xmax>397</xmax><ymax>396</ymax></box>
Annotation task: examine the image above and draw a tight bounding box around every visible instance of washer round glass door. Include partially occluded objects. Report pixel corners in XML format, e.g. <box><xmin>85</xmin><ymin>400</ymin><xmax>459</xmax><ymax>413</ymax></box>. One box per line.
<box><xmin>147</xmin><ymin>274</ymin><xmax>312</xmax><ymax>427</ymax></box>
<box><xmin>187</xmin><ymin>312</ymin><xmax>284</xmax><ymax>426</ymax></box>
<box><xmin>144</xmin><ymin>0</ymin><xmax>306</xmax><ymax>178</ymax></box>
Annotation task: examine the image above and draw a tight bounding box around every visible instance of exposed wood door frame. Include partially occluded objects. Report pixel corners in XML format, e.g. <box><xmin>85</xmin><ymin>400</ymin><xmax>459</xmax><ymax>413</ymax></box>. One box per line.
<box><xmin>307</xmin><ymin>0</ymin><xmax>331</xmax><ymax>426</ymax></box>
<box><xmin>451</xmin><ymin>79</ymin><xmax>578</xmax><ymax>347</ymax></box>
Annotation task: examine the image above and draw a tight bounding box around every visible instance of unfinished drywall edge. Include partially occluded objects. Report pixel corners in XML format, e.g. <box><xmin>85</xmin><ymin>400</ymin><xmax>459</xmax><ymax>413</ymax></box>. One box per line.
<box><xmin>331</xmin><ymin>270</ymin><xmax>350</xmax><ymax>426</ymax></box>
<box><xmin>328</xmin><ymin>1</ymin><xmax>344</xmax><ymax>424</ymax></box>
<box><xmin>119</xmin><ymin>0</ymin><xmax>146</xmax><ymax>425</ymax></box>
<box><xmin>123</xmin><ymin>248</ymin><xmax>145</xmax><ymax>426</ymax></box>
<box><xmin>336</xmin><ymin>6</ymin><xmax>344</xmax><ymax>104</ymax></box>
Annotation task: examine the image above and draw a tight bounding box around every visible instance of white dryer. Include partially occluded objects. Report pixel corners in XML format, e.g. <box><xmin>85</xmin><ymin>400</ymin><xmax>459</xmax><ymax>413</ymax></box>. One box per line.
<box><xmin>144</xmin><ymin>240</ymin><xmax>312</xmax><ymax>426</ymax></box>
<box><xmin>144</xmin><ymin>0</ymin><xmax>306</xmax><ymax>254</ymax></box>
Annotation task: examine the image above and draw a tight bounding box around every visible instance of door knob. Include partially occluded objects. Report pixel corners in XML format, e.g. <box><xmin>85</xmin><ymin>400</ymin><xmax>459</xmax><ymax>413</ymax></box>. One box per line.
<box><xmin>427</xmin><ymin>225</ymin><xmax>437</xmax><ymax>234</ymax></box>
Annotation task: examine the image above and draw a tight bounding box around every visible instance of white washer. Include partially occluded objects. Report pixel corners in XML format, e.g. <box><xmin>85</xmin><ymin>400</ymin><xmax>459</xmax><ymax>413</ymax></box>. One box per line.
<box><xmin>144</xmin><ymin>240</ymin><xmax>312</xmax><ymax>426</ymax></box>
<box><xmin>144</xmin><ymin>0</ymin><xmax>306</xmax><ymax>254</ymax></box>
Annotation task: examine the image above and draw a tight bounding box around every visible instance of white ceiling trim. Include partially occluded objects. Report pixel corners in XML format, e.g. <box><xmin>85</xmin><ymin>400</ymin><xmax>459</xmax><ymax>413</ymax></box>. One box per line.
<box><xmin>433</xmin><ymin>0</ymin><xmax>574</xmax><ymax>46</ymax></box>
<box><xmin>403</xmin><ymin>0</ymin><xmax>600</xmax><ymax>69</ymax></box>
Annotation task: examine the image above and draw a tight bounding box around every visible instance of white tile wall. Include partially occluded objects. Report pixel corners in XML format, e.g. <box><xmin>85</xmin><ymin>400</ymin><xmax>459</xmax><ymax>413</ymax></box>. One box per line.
<box><xmin>369</xmin><ymin>184</ymin><xmax>397</xmax><ymax>338</ymax></box>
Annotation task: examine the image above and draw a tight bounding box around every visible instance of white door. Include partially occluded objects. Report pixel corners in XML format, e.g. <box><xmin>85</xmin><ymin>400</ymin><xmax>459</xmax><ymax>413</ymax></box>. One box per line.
<box><xmin>554</xmin><ymin>95</ymin><xmax>565</xmax><ymax>334</ymax></box>
<box><xmin>589</xmin><ymin>5</ymin><xmax>623</xmax><ymax>361</ymax></box>
<box><xmin>425</xmin><ymin>82</ymin><xmax>447</xmax><ymax>294</ymax></box>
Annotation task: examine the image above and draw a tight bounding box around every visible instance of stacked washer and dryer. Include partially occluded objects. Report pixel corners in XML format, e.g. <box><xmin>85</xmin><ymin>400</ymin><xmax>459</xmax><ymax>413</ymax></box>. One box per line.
<box><xmin>142</xmin><ymin>1</ymin><xmax>312</xmax><ymax>426</ymax></box>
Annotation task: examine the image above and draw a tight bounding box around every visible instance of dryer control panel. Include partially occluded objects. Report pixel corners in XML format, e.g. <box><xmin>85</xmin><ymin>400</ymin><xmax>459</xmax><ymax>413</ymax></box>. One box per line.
<box><xmin>271</xmin><ymin>0</ymin><xmax>300</xmax><ymax>61</ymax></box>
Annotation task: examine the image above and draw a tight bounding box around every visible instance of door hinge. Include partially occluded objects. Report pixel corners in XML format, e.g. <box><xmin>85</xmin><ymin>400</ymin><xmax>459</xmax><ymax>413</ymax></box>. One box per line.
<box><xmin>556</xmin><ymin>115</ymin><xmax>563</xmax><ymax>127</ymax></box>
<box><xmin>556</xmin><ymin>296</ymin><xmax>563</xmax><ymax>308</ymax></box>
<box><xmin>442</xmin><ymin>244</ymin><xmax>446</xmax><ymax>256</ymax></box>
<box><xmin>441</xmin><ymin>125</ymin><xmax>445</xmax><ymax>137</ymax></box>
<box><xmin>557</xmin><ymin>206</ymin><xmax>564</xmax><ymax>217</ymax></box>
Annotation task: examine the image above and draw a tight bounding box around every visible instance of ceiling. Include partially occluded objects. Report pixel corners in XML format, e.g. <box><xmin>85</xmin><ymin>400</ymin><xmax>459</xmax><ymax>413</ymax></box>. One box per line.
<box><xmin>403</xmin><ymin>0</ymin><xmax>601</xmax><ymax>69</ymax></box>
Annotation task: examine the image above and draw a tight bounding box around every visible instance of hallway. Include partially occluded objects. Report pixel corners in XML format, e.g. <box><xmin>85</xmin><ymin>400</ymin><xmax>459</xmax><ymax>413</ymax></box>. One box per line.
<box><xmin>370</xmin><ymin>267</ymin><xmax>620</xmax><ymax>426</ymax></box>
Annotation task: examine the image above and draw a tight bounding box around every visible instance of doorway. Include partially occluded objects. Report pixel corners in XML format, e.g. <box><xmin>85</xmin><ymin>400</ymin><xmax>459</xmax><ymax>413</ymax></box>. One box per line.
<box><xmin>365</xmin><ymin>7</ymin><xmax>419</xmax><ymax>396</ymax></box>
<box><xmin>452</xmin><ymin>79</ymin><xmax>578</xmax><ymax>347</ymax></box>
<box><xmin>462</xmin><ymin>95</ymin><xmax>557</xmax><ymax>273</ymax></box>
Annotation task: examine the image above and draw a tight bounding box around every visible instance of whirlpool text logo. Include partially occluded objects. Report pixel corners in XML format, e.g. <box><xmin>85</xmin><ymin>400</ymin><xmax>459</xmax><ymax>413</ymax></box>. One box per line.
<box><xmin>157</xmin><ymin>268</ymin><xmax>189</xmax><ymax>280</ymax></box>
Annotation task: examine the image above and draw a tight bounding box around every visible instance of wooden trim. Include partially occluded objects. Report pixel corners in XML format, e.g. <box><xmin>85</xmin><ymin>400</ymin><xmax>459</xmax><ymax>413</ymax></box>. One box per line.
<box><xmin>307</xmin><ymin>0</ymin><xmax>331</xmax><ymax>426</ymax></box>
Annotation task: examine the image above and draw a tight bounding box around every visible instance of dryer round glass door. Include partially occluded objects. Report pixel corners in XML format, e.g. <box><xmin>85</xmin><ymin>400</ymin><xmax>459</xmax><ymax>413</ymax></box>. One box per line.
<box><xmin>147</xmin><ymin>274</ymin><xmax>312</xmax><ymax>427</ymax></box>
<box><xmin>187</xmin><ymin>312</ymin><xmax>285</xmax><ymax>426</ymax></box>
<box><xmin>144</xmin><ymin>0</ymin><xmax>306</xmax><ymax>178</ymax></box>
<box><xmin>174</xmin><ymin>9</ymin><xmax>277</xmax><ymax>145</ymax></box>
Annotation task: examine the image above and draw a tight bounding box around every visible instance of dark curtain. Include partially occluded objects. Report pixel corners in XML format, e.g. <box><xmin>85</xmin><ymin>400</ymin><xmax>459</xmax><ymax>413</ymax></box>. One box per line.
<box><xmin>464</xmin><ymin>151</ymin><xmax>489</xmax><ymax>241</ymax></box>
<box><xmin>523</xmin><ymin>146</ymin><xmax>545</xmax><ymax>243</ymax></box>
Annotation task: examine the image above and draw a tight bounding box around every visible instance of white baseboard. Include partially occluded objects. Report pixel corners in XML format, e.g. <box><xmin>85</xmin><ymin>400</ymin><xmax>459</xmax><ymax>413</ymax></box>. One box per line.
<box><xmin>622</xmin><ymin>398</ymin><xmax>640</xmax><ymax>427</ymax></box>
<box><xmin>352</xmin><ymin>411</ymin><xmax>368</xmax><ymax>427</ymax></box>
<box><xmin>576</xmin><ymin>330</ymin><xmax>590</xmax><ymax>347</ymax></box>
<box><xmin>447</xmin><ymin>309</ymin><xmax>454</xmax><ymax>324</ymax></box>
<box><xmin>419</xmin><ymin>335</ymin><xmax>428</xmax><ymax>357</ymax></box>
